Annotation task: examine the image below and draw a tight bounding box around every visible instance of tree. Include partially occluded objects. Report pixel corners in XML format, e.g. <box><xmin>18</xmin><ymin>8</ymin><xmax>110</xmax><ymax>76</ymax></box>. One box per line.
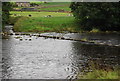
<box><xmin>2</xmin><ymin>2</ymin><xmax>12</xmax><ymax>26</ymax></box>
<box><xmin>70</xmin><ymin>2</ymin><xmax>120</xmax><ymax>31</ymax></box>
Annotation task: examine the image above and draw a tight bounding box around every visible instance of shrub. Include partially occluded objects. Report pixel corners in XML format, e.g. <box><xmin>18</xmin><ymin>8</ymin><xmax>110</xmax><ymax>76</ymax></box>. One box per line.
<box><xmin>9</xmin><ymin>16</ymin><xmax>23</xmax><ymax>25</ymax></box>
<box><xmin>79</xmin><ymin>70</ymin><xmax>118</xmax><ymax>79</ymax></box>
<box><xmin>70</xmin><ymin>2</ymin><xmax>120</xmax><ymax>31</ymax></box>
<box><xmin>78</xmin><ymin>60</ymin><xmax>119</xmax><ymax>79</ymax></box>
<box><xmin>13</xmin><ymin>16</ymin><xmax>29</xmax><ymax>32</ymax></box>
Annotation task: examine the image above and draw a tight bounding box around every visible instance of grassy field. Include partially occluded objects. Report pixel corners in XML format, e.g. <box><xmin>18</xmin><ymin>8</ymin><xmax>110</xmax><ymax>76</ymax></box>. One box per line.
<box><xmin>14</xmin><ymin>2</ymin><xmax>71</xmax><ymax>12</ymax></box>
<box><xmin>37</xmin><ymin>2</ymin><xmax>71</xmax><ymax>11</ymax></box>
<box><xmin>10</xmin><ymin>11</ymin><xmax>79</xmax><ymax>33</ymax></box>
<box><xmin>10</xmin><ymin>2</ymin><xmax>75</xmax><ymax>33</ymax></box>
<box><xmin>38</xmin><ymin>6</ymin><xmax>71</xmax><ymax>11</ymax></box>
<box><xmin>10</xmin><ymin>11</ymin><xmax>72</xmax><ymax>17</ymax></box>
<box><xmin>38</xmin><ymin>2</ymin><xmax>71</xmax><ymax>6</ymax></box>
<box><xmin>34</xmin><ymin>2</ymin><xmax>71</xmax><ymax>7</ymax></box>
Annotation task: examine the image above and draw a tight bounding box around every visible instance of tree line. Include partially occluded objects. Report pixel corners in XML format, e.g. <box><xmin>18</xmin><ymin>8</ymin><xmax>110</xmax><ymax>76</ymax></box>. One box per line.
<box><xmin>2</xmin><ymin>2</ymin><xmax>12</xmax><ymax>27</ymax></box>
<box><xmin>70</xmin><ymin>2</ymin><xmax>120</xmax><ymax>31</ymax></box>
<box><xmin>2</xmin><ymin>2</ymin><xmax>120</xmax><ymax>31</ymax></box>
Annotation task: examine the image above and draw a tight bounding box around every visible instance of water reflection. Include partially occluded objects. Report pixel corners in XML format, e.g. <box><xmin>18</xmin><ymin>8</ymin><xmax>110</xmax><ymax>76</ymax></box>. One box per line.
<box><xmin>2</xmin><ymin>35</ymin><xmax>120</xmax><ymax>79</ymax></box>
<box><xmin>2</xmin><ymin>35</ymin><xmax>77</xmax><ymax>79</ymax></box>
<box><xmin>72</xmin><ymin>42</ymin><xmax>119</xmax><ymax>66</ymax></box>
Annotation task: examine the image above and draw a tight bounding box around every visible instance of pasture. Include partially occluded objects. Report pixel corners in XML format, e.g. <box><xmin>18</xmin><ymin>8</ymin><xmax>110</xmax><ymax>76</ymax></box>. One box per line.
<box><xmin>10</xmin><ymin>11</ymin><xmax>78</xmax><ymax>33</ymax></box>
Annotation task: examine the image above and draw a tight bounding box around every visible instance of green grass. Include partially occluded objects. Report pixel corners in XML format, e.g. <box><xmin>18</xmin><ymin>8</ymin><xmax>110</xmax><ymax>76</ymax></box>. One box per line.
<box><xmin>10</xmin><ymin>11</ymin><xmax>78</xmax><ymax>33</ymax></box>
<box><xmin>11</xmin><ymin>14</ymin><xmax>78</xmax><ymax>32</ymax></box>
<box><xmin>79</xmin><ymin>70</ymin><xmax>119</xmax><ymax>79</ymax></box>
<box><xmin>10</xmin><ymin>11</ymin><xmax>72</xmax><ymax>17</ymax></box>
<box><xmin>37</xmin><ymin>2</ymin><xmax>71</xmax><ymax>11</ymax></box>
<box><xmin>32</xmin><ymin>2</ymin><xmax>71</xmax><ymax>6</ymax></box>
<box><xmin>38</xmin><ymin>6</ymin><xmax>71</xmax><ymax>11</ymax></box>
<box><xmin>13</xmin><ymin>2</ymin><xmax>71</xmax><ymax>11</ymax></box>
<box><xmin>11</xmin><ymin>2</ymin><xmax>73</xmax><ymax>33</ymax></box>
<box><xmin>78</xmin><ymin>61</ymin><xmax>119</xmax><ymax>79</ymax></box>
<box><xmin>14</xmin><ymin>2</ymin><xmax>70</xmax><ymax>7</ymax></box>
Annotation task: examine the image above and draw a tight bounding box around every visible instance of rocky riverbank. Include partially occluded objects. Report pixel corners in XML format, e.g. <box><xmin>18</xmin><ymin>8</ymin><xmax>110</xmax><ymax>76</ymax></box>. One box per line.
<box><xmin>2</xmin><ymin>25</ymin><xmax>120</xmax><ymax>47</ymax></box>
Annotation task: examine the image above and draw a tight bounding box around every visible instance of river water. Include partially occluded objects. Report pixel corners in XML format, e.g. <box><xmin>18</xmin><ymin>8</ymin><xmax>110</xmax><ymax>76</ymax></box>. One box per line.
<box><xmin>2</xmin><ymin>33</ymin><xmax>120</xmax><ymax>79</ymax></box>
<box><xmin>1</xmin><ymin>25</ymin><xmax>120</xmax><ymax>79</ymax></box>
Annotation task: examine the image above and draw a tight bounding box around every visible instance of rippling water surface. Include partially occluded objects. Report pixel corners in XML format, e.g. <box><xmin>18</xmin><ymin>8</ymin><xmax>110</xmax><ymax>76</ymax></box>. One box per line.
<box><xmin>2</xmin><ymin>34</ymin><xmax>120</xmax><ymax>79</ymax></box>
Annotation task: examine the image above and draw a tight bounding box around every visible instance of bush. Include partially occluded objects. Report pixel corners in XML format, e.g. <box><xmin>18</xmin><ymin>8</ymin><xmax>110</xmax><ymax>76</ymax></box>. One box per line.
<box><xmin>78</xmin><ymin>60</ymin><xmax>119</xmax><ymax>79</ymax></box>
<box><xmin>79</xmin><ymin>70</ymin><xmax>118</xmax><ymax>79</ymax></box>
<box><xmin>13</xmin><ymin>16</ymin><xmax>29</xmax><ymax>32</ymax></box>
<box><xmin>70</xmin><ymin>2</ymin><xmax>120</xmax><ymax>31</ymax></box>
<box><xmin>9</xmin><ymin>16</ymin><xmax>23</xmax><ymax>25</ymax></box>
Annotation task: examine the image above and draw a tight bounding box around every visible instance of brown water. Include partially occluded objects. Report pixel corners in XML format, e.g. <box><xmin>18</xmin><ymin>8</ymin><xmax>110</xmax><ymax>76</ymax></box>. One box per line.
<box><xmin>2</xmin><ymin>34</ymin><xmax>120</xmax><ymax>79</ymax></box>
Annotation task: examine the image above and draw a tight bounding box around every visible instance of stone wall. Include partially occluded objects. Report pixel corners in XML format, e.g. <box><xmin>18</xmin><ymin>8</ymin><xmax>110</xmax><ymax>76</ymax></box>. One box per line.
<box><xmin>16</xmin><ymin>2</ymin><xmax>30</xmax><ymax>7</ymax></box>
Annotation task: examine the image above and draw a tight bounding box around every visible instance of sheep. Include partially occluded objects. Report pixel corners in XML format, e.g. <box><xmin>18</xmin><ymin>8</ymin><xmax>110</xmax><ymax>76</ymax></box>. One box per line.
<box><xmin>44</xmin><ymin>15</ymin><xmax>52</xmax><ymax>17</ymax></box>
<box><xmin>29</xmin><ymin>14</ymin><xmax>32</xmax><ymax>17</ymax></box>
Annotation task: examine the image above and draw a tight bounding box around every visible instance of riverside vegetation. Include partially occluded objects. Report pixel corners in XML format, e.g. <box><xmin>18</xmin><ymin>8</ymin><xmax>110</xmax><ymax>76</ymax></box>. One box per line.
<box><xmin>9</xmin><ymin>12</ymin><xmax>119</xmax><ymax>80</ymax></box>
<box><xmin>78</xmin><ymin>60</ymin><xmax>119</xmax><ymax>79</ymax></box>
<box><xmin>79</xmin><ymin>70</ymin><xmax>118</xmax><ymax>79</ymax></box>
<box><xmin>9</xmin><ymin>2</ymin><xmax>120</xmax><ymax>33</ymax></box>
<box><xmin>9</xmin><ymin>2</ymin><xmax>79</xmax><ymax>33</ymax></box>
<box><xmin>9</xmin><ymin>12</ymin><xmax>115</xmax><ymax>33</ymax></box>
<box><xmin>3</xmin><ymin>2</ymin><xmax>120</xmax><ymax>79</ymax></box>
<box><xmin>9</xmin><ymin>11</ymin><xmax>79</xmax><ymax>33</ymax></box>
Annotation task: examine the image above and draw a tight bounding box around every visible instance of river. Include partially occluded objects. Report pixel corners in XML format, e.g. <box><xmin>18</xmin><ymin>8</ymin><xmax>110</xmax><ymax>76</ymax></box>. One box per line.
<box><xmin>1</xmin><ymin>33</ymin><xmax>119</xmax><ymax>79</ymax></box>
<box><xmin>1</xmin><ymin>25</ymin><xmax>120</xmax><ymax>79</ymax></box>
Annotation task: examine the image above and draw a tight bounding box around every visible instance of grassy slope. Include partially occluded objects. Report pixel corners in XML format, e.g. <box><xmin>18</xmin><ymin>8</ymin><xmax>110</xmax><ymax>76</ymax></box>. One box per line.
<box><xmin>38</xmin><ymin>6</ymin><xmax>71</xmax><ymax>11</ymax></box>
<box><xmin>10</xmin><ymin>2</ymin><xmax>75</xmax><ymax>33</ymax></box>
<box><xmin>14</xmin><ymin>2</ymin><xmax>71</xmax><ymax>11</ymax></box>
<box><xmin>10</xmin><ymin>11</ymin><xmax>78</xmax><ymax>32</ymax></box>
<box><xmin>10</xmin><ymin>11</ymin><xmax>72</xmax><ymax>17</ymax></box>
<box><xmin>38</xmin><ymin>2</ymin><xmax>71</xmax><ymax>6</ymax></box>
<box><xmin>38</xmin><ymin>2</ymin><xmax>71</xmax><ymax>11</ymax></box>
